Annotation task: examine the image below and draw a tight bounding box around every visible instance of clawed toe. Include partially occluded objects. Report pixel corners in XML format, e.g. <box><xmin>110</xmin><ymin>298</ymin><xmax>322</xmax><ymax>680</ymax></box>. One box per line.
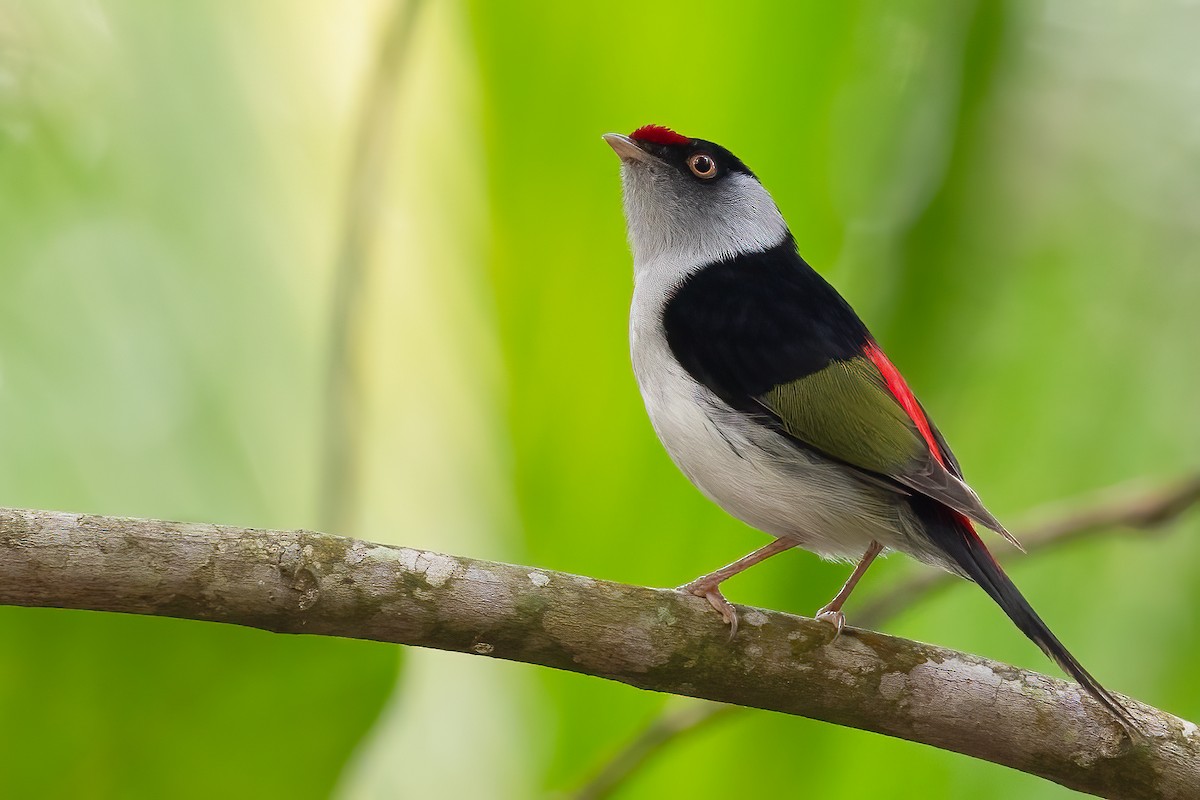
<box><xmin>679</xmin><ymin>581</ymin><xmax>740</xmax><ymax>638</ymax></box>
<box><xmin>815</xmin><ymin>607</ymin><xmax>846</xmax><ymax>639</ymax></box>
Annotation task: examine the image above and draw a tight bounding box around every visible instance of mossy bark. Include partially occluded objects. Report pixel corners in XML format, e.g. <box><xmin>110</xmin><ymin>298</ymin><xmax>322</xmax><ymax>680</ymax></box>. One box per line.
<box><xmin>0</xmin><ymin>507</ymin><xmax>1196</xmax><ymax>799</ymax></box>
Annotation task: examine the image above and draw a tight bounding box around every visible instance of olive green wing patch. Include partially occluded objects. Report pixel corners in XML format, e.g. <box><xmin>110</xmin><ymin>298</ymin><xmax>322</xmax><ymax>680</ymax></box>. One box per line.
<box><xmin>762</xmin><ymin>357</ymin><xmax>923</xmax><ymax>475</ymax></box>
<box><xmin>759</xmin><ymin>356</ymin><xmax>1015</xmax><ymax>544</ymax></box>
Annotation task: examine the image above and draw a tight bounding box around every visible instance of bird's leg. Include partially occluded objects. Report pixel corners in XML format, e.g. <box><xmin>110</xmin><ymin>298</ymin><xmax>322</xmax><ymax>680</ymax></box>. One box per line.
<box><xmin>679</xmin><ymin>538</ymin><xmax>795</xmax><ymax>637</ymax></box>
<box><xmin>815</xmin><ymin>541</ymin><xmax>883</xmax><ymax>638</ymax></box>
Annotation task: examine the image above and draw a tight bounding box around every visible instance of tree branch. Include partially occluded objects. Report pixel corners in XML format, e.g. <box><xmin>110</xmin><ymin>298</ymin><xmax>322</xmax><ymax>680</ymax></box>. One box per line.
<box><xmin>575</xmin><ymin>474</ymin><xmax>1200</xmax><ymax>799</ymax></box>
<box><xmin>0</xmin><ymin>507</ymin><xmax>1196</xmax><ymax>799</ymax></box>
<box><xmin>574</xmin><ymin>703</ymin><xmax>740</xmax><ymax>800</ymax></box>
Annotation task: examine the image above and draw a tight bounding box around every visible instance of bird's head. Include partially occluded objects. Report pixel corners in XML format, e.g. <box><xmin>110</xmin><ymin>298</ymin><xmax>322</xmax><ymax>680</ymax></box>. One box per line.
<box><xmin>604</xmin><ymin>125</ymin><xmax>788</xmax><ymax>274</ymax></box>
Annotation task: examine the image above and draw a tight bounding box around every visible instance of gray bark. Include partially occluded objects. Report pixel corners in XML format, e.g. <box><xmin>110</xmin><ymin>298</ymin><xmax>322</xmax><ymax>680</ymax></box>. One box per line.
<box><xmin>0</xmin><ymin>507</ymin><xmax>1195</xmax><ymax>799</ymax></box>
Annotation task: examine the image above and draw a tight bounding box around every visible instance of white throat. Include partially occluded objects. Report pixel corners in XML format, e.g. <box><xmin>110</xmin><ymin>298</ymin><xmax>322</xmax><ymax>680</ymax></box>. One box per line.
<box><xmin>622</xmin><ymin>169</ymin><xmax>788</xmax><ymax>288</ymax></box>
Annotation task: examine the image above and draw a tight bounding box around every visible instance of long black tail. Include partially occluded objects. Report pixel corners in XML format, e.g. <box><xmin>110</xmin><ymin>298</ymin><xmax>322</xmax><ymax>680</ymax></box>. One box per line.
<box><xmin>915</xmin><ymin>497</ymin><xmax>1140</xmax><ymax>735</ymax></box>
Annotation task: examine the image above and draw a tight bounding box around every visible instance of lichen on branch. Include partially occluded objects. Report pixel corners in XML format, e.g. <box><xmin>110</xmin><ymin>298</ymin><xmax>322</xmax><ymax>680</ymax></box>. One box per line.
<box><xmin>0</xmin><ymin>507</ymin><xmax>1196</xmax><ymax>800</ymax></box>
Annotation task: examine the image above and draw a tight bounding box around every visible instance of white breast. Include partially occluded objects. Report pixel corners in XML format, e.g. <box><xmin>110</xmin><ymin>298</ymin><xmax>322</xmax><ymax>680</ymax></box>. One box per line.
<box><xmin>629</xmin><ymin>261</ymin><xmax>913</xmax><ymax>563</ymax></box>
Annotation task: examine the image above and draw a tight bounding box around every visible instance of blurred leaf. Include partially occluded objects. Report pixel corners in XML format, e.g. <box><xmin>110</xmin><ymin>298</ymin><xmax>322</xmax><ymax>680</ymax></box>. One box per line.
<box><xmin>0</xmin><ymin>3</ymin><xmax>398</xmax><ymax>797</ymax></box>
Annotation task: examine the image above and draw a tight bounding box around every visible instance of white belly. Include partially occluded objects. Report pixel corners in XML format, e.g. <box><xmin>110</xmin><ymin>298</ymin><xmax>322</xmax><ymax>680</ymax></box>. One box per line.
<box><xmin>630</xmin><ymin>287</ymin><xmax>910</xmax><ymax>562</ymax></box>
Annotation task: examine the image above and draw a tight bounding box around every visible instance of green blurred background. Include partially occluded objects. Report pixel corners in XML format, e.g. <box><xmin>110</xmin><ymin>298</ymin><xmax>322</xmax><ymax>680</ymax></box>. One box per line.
<box><xmin>1</xmin><ymin>1</ymin><xmax>1197</xmax><ymax>797</ymax></box>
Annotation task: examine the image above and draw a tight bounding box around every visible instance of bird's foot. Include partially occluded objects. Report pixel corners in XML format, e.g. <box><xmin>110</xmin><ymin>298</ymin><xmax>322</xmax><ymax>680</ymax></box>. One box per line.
<box><xmin>678</xmin><ymin>580</ymin><xmax>739</xmax><ymax>639</ymax></box>
<box><xmin>815</xmin><ymin>606</ymin><xmax>846</xmax><ymax>640</ymax></box>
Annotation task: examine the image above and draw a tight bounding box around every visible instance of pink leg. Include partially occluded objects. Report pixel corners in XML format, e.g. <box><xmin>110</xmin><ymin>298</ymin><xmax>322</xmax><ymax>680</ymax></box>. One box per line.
<box><xmin>815</xmin><ymin>541</ymin><xmax>883</xmax><ymax>637</ymax></box>
<box><xmin>679</xmin><ymin>538</ymin><xmax>795</xmax><ymax>637</ymax></box>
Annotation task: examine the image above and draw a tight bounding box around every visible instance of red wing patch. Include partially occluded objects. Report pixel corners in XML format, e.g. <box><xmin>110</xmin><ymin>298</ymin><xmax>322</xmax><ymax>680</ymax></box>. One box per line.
<box><xmin>865</xmin><ymin>341</ymin><xmax>982</xmax><ymax>532</ymax></box>
<box><xmin>630</xmin><ymin>124</ymin><xmax>689</xmax><ymax>146</ymax></box>
<box><xmin>864</xmin><ymin>341</ymin><xmax>946</xmax><ymax>468</ymax></box>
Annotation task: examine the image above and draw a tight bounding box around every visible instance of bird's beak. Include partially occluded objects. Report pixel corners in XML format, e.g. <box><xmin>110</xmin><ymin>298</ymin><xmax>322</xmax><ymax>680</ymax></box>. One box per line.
<box><xmin>603</xmin><ymin>133</ymin><xmax>655</xmax><ymax>163</ymax></box>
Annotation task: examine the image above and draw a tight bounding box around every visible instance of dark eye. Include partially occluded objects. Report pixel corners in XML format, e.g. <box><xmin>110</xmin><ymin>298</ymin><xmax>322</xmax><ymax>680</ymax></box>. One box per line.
<box><xmin>688</xmin><ymin>153</ymin><xmax>717</xmax><ymax>179</ymax></box>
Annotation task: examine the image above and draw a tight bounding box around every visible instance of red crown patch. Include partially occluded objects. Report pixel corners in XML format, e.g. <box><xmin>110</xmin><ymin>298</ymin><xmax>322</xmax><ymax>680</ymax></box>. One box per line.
<box><xmin>630</xmin><ymin>124</ymin><xmax>690</xmax><ymax>146</ymax></box>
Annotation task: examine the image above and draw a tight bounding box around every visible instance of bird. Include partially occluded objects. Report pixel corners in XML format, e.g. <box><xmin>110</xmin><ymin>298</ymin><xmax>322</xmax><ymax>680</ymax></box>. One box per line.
<box><xmin>603</xmin><ymin>123</ymin><xmax>1138</xmax><ymax>734</ymax></box>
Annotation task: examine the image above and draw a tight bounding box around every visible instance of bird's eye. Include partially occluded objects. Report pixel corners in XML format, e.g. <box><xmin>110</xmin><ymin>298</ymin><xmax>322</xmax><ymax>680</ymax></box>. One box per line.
<box><xmin>688</xmin><ymin>153</ymin><xmax>717</xmax><ymax>179</ymax></box>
